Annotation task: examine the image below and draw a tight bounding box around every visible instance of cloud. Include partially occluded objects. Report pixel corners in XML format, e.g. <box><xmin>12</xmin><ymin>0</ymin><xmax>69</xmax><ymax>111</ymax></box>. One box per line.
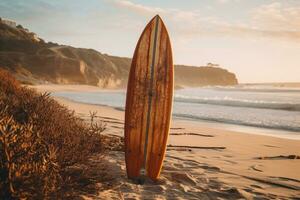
<box><xmin>110</xmin><ymin>0</ymin><xmax>202</xmax><ymax>24</ymax></box>
<box><xmin>252</xmin><ymin>2</ymin><xmax>300</xmax><ymax>31</ymax></box>
<box><xmin>107</xmin><ymin>0</ymin><xmax>300</xmax><ymax>42</ymax></box>
<box><xmin>0</xmin><ymin>0</ymin><xmax>63</xmax><ymax>21</ymax></box>
<box><xmin>111</xmin><ymin>0</ymin><xmax>166</xmax><ymax>15</ymax></box>
<box><xmin>217</xmin><ymin>0</ymin><xmax>230</xmax><ymax>4</ymax></box>
<box><xmin>216</xmin><ymin>0</ymin><xmax>241</xmax><ymax>4</ymax></box>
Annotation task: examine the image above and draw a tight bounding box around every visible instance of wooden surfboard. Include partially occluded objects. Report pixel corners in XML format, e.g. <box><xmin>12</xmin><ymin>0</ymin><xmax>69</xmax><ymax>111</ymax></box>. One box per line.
<box><xmin>124</xmin><ymin>15</ymin><xmax>173</xmax><ymax>181</ymax></box>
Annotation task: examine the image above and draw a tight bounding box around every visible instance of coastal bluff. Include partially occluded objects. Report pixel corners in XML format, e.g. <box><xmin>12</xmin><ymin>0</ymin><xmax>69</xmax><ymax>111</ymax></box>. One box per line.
<box><xmin>0</xmin><ymin>18</ymin><xmax>238</xmax><ymax>88</ymax></box>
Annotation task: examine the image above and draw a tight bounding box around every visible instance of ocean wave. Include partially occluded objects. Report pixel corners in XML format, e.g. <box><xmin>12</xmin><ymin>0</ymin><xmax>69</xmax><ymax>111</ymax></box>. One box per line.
<box><xmin>205</xmin><ymin>86</ymin><xmax>300</xmax><ymax>93</ymax></box>
<box><xmin>173</xmin><ymin>113</ymin><xmax>300</xmax><ymax>132</ymax></box>
<box><xmin>174</xmin><ymin>95</ymin><xmax>300</xmax><ymax>111</ymax></box>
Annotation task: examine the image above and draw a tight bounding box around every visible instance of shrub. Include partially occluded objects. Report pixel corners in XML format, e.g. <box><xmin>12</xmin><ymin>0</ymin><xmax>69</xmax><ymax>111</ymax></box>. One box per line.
<box><xmin>0</xmin><ymin>108</ymin><xmax>59</xmax><ymax>199</ymax></box>
<box><xmin>0</xmin><ymin>69</ymin><xmax>105</xmax><ymax>198</ymax></box>
<box><xmin>0</xmin><ymin>69</ymin><xmax>20</xmax><ymax>95</ymax></box>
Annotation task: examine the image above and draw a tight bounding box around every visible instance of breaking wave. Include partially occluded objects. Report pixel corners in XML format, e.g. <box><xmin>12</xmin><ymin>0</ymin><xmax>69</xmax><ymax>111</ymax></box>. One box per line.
<box><xmin>174</xmin><ymin>95</ymin><xmax>300</xmax><ymax>111</ymax></box>
<box><xmin>173</xmin><ymin>113</ymin><xmax>300</xmax><ymax>132</ymax></box>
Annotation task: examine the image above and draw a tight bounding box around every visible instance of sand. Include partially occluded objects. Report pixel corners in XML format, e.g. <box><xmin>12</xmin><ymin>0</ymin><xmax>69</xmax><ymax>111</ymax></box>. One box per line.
<box><xmin>32</xmin><ymin>85</ymin><xmax>300</xmax><ymax>199</ymax></box>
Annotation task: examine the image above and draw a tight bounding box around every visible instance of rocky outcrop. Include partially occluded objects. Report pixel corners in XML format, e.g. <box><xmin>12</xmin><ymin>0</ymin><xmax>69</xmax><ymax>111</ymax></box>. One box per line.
<box><xmin>0</xmin><ymin>19</ymin><xmax>238</xmax><ymax>88</ymax></box>
<box><xmin>175</xmin><ymin>65</ymin><xmax>237</xmax><ymax>87</ymax></box>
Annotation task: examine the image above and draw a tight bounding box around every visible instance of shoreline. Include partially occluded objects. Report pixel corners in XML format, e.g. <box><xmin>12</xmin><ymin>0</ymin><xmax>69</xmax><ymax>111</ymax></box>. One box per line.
<box><xmin>54</xmin><ymin>95</ymin><xmax>300</xmax><ymax>142</ymax></box>
<box><xmin>29</xmin><ymin>84</ymin><xmax>300</xmax><ymax>140</ymax></box>
<box><xmin>52</xmin><ymin>95</ymin><xmax>300</xmax><ymax>140</ymax></box>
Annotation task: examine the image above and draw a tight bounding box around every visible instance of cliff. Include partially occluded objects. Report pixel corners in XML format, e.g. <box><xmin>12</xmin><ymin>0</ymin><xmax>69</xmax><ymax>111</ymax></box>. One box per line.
<box><xmin>174</xmin><ymin>65</ymin><xmax>237</xmax><ymax>87</ymax></box>
<box><xmin>0</xmin><ymin>18</ymin><xmax>238</xmax><ymax>88</ymax></box>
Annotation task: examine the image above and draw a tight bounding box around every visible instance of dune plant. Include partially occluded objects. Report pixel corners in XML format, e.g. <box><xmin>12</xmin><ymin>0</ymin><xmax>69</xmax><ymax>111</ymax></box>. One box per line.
<box><xmin>0</xmin><ymin>69</ymin><xmax>105</xmax><ymax>198</ymax></box>
<box><xmin>0</xmin><ymin>108</ymin><xmax>59</xmax><ymax>198</ymax></box>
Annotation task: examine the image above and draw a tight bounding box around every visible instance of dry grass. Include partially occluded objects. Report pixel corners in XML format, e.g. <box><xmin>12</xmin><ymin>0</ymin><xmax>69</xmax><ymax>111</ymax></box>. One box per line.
<box><xmin>0</xmin><ymin>69</ymin><xmax>105</xmax><ymax>199</ymax></box>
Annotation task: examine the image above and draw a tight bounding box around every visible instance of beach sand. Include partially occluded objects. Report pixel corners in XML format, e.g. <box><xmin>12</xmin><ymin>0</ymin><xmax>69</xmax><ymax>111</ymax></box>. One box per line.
<box><xmin>32</xmin><ymin>85</ymin><xmax>300</xmax><ymax>199</ymax></box>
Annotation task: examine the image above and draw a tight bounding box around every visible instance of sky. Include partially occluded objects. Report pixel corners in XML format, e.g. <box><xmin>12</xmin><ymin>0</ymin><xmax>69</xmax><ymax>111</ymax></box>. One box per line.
<box><xmin>0</xmin><ymin>0</ymin><xmax>299</xmax><ymax>83</ymax></box>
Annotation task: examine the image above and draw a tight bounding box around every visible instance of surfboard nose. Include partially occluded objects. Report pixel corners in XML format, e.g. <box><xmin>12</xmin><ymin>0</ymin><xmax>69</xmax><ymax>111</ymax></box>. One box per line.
<box><xmin>151</xmin><ymin>14</ymin><xmax>163</xmax><ymax>23</ymax></box>
<box><xmin>154</xmin><ymin>14</ymin><xmax>160</xmax><ymax>19</ymax></box>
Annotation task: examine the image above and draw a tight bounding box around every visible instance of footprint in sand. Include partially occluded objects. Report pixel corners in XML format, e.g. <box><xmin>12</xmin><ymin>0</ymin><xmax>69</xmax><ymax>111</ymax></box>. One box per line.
<box><xmin>224</xmin><ymin>160</ymin><xmax>237</xmax><ymax>164</ymax></box>
<box><xmin>162</xmin><ymin>165</ymin><xmax>175</xmax><ymax>171</ymax></box>
<box><xmin>223</xmin><ymin>154</ymin><xmax>233</xmax><ymax>158</ymax></box>
<box><xmin>249</xmin><ymin>164</ymin><xmax>263</xmax><ymax>172</ymax></box>
<box><xmin>200</xmin><ymin>165</ymin><xmax>221</xmax><ymax>172</ymax></box>
<box><xmin>183</xmin><ymin>161</ymin><xmax>200</xmax><ymax>167</ymax></box>
<box><xmin>170</xmin><ymin>172</ymin><xmax>198</xmax><ymax>185</ymax></box>
<box><xmin>173</xmin><ymin>163</ymin><xmax>185</xmax><ymax>168</ymax></box>
<box><xmin>143</xmin><ymin>185</ymin><xmax>167</xmax><ymax>193</ymax></box>
<box><xmin>250</xmin><ymin>184</ymin><xmax>263</xmax><ymax>189</ymax></box>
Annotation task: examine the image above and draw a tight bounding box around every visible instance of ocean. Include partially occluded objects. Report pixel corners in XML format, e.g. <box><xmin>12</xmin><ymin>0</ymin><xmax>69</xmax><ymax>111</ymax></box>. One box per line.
<box><xmin>53</xmin><ymin>85</ymin><xmax>300</xmax><ymax>140</ymax></box>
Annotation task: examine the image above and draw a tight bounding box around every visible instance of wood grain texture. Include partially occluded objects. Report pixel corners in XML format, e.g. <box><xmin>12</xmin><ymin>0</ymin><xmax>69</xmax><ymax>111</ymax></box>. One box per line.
<box><xmin>124</xmin><ymin>15</ymin><xmax>173</xmax><ymax>181</ymax></box>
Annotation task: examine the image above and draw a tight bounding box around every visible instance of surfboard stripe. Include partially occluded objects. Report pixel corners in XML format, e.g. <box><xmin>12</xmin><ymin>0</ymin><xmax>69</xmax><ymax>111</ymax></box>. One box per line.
<box><xmin>148</xmin><ymin>18</ymin><xmax>162</xmax><ymax>173</ymax></box>
<box><xmin>143</xmin><ymin>16</ymin><xmax>160</xmax><ymax>171</ymax></box>
<box><xmin>148</xmin><ymin>23</ymin><xmax>163</xmax><ymax>171</ymax></box>
<box><xmin>147</xmin><ymin>23</ymin><xmax>173</xmax><ymax>179</ymax></box>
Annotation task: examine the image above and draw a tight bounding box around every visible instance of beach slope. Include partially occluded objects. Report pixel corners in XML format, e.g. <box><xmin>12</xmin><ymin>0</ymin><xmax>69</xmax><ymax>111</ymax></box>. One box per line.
<box><xmin>43</xmin><ymin>89</ymin><xmax>300</xmax><ymax>199</ymax></box>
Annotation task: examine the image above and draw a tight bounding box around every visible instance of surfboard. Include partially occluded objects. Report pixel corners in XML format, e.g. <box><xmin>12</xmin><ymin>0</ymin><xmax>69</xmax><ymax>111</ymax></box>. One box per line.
<box><xmin>124</xmin><ymin>15</ymin><xmax>173</xmax><ymax>181</ymax></box>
